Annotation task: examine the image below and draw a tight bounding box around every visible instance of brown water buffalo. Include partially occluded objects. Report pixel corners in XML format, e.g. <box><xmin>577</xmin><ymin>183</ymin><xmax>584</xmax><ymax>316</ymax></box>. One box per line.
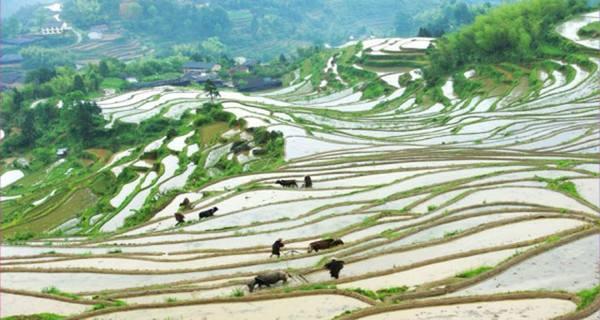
<box><xmin>247</xmin><ymin>271</ymin><xmax>289</xmax><ymax>292</ymax></box>
<box><xmin>276</xmin><ymin>179</ymin><xmax>298</xmax><ymax>188</ymax></box>
<box><xmin>308</xmin><ymin>238</ymin><xmax>344</xmax><ymax>253</ymax></box>
<box><xmin>198</xmin><ymin>207</ymin><xmax>218</xmax><ymax>219</ymax></box>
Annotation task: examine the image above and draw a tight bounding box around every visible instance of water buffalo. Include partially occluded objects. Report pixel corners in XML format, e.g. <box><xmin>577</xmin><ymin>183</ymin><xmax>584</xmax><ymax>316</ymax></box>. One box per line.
<box><xmin>303</xmin><ymin>175</ymin><xmax>313</xmax><ymax>188</ymax></box>
<box><xmin>247</xmin><ymin>271</ymin><xmax>289</xmax><ymax>292</ymax></box>
<box><xmin>276</xmin><ymin>179</ymin><xmax>298</xmax><ymax>188</ymax></box>
<box><xmin>198</xmin><ymin>207</ymin><xmax>218</xmax><ymax>219</ymax></box>
<box><xmin>174</xmin><ymin>213</ymin><xmax>185</xmax><ymax>226</ymax></box>
<box><xmin>308</xmin><ymin>238</ymin><xmax>344</xmax><ymax>253</ymax></box>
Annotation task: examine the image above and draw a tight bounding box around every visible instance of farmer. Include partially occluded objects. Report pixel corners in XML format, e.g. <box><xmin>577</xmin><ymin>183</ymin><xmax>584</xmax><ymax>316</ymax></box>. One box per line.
<box><xmin>179</xmin><ymin>197</ymin><xmax>191</xmax><ymax>210</ymax></box>
<box><xmin>324</xmin><ymin>258</ymin><xmax>345</xmax><ymax>279</ymax></box>
<box><xmin>304</xmin><ymin>175</ymin><xmax>313</xmax><ymax>188</ymax></box>
<box><xmin>174</xmin><ymin>212</ymin><xmax>185</xmax><ymax>226</ymax></box>
<box><xmin>271</xmin><ymin>238</ymin><xmax>285</xmax><ymax>258</ymax></box>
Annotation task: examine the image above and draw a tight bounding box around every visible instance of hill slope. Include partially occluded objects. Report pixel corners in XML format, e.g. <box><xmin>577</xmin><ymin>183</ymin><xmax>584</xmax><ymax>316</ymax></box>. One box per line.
<box><xmin>1</xmin><ymin>2</ymin><xmax>599</xmax><ymax>320</ymax></box>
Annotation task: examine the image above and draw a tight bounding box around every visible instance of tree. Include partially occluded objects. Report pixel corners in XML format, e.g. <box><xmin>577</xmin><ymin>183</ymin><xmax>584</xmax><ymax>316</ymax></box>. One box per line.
<box><xmin>63</xmin><ymin>0</ymin><xmax>107</xmax><ymax>28</ymax></box>
<box><xmin>12</xmin><ymin>89</ymin><xmax>24</xmax><ymax>108</ymax></box>
<box><xmin>20</xmin><ymin>46</ymin><xmax>74</xmax><ymax>69</ymax></box>
<box><xmin>73</xmin><ymin>75</ymin><xmax>86</xmax><ymax>92</ymax></box>
<box><xmin>26</xmin><ymin>68</ymin><xmax>57</xmax><ymax>84</ymax></box>
<box><xmin>166</xmin><ymin>128</ymin><xmax>178</xmax><ymax>139</ymax></box>
<box><xmin>20</xmin><ymin>110</ymin><xmax>37</xmax><ymax>146</ymax></box>
<box><xmin>424</xmin><ymin>0</ymin><xmax>587</xmax><ymax>84</ymax></box>
<box><xmin>88</xmin><ymin>72</ymin><xmax>101</xmax><ymax>91</ymax></box>
<box><xmin>65</xmin><ymin>100</ymin><xmax>104</xmax><ymax>146</ymax></box>
<box><xmin>279</xmin><ymin>53</ymin><xmax>287</xmax><ymax>64</ymax></box>
<box><xmin>119</xmin><ymin>1</ymin><xmax>143</xmax><ymax>20</ymax></box>
<box><xmin>2</xmin><ymin>17</ymin><xmax>22</xmax><ymax>38</ymax></box>
<box><xmin>204</xmin><ymin>80</ymin><xmax>220</xmax><ymax>103</ymax></box>
<box><xmin>200</xmin><ymin>37</ymin><xmax>226</xmax><ymax>59</ymax></box>
<box><xmin>417</xmin><ymin>27</ymin><xmax>432</xmax><ymax>37</ymax></box>
<box><xmin>99</xmin><ymin>60</ymin><xmax>110</xmax><ymax>77</ymax></box>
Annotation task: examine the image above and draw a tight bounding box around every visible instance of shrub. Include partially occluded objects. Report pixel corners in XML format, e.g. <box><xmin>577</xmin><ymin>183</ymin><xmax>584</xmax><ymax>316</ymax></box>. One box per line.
<box><xmin>348</xmin><ymin>286</ymin><xmax>409</xmax><ymax>301</ymax></box>
<box><xmin>380</xmin><ymin>229</ymin><xmax>401</xmax><ymax>239</ymax></box>
<box><xmin>577</xmin><ymin>285</ymin><xmax>600</xmax><ymax>310</ymax></box>
<box><xmin>42</xmin><ymin>286</ymin><xmax>80</xmax><ymax>300</ymax></box>
<box><xmin>230</xmin><ymin>288</ymin><xmax>245</xmax><ymax>297</ymax></box>
<box><xmin>286</xmin><ymin>284</ymin><xmax>337</xmax><ymax>292</ymax></box>
<box><xmin>362</xmin><ymin>81</ymin><xmax>393</xmax><ymax>100</ymax></box>
<box><xmin>166</xmin><ymin>128</ymin><xmax>178</xmax><ymax>139</ymax></box>
<box><xmin>2</xmin><ymin>313</ymin><xmax>65</xmax><ymax>320</ymax></box>
<box><xmin>539</xmin><ymin>177</ymin><xmax>580</xmax><ymax>198</ymax></box>
<box><xmin>577</xmin><ymin>21</ymin><xmax>600</xmax><ymax>39</ymax></box>
<box><xmin>193</xmin><ymin>114</ymin><xmax>213</xmax><ymax>127</ymax></box>
<box><xmin>376</xmin><ymin>286</ymin><xmax>408</xmax><ymax>299</ymax></box>
<box><xmin>456</xmin><ymin>266</ymin><xmax>493</xmax><ymax>278</ymax></box>
<box><xmin>349</xmin><ymin>288</ymin><xmax>378</xmax><ymax>300</ymax></box>
<box><xmin>444</xmin><ymin>230</ymin><xmax>461</xmax><ymax>238</ymax></box>
<box><xmin>210</xmin><ymin>110</ymin><xmax>235</xmax><ymax>123</ymax></box>
<box><xmin>7</xmin><ymin>231</ymin><xmax>35</xmax><ymax>243</ymax></box>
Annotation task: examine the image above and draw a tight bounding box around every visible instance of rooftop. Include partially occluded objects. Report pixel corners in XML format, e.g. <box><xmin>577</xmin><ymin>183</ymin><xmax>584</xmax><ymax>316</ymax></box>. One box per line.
<box><xmin>183</xmin><ymin>61</ymin><xmax>216</xmax><ymax>70</ymax></box>
<box><xmin>42</xmin><ymin>21</ymin><xmax>65</xmax><ymax>29</ymax></box>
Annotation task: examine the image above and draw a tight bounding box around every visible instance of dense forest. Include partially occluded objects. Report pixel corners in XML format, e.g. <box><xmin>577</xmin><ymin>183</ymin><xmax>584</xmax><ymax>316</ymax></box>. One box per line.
<box><xmin>409</xmin><ymin>1</ymin><xmax>494</xmax><ymax>37</ymax></box>
<box><xmin>425</xmin><ymin>0</ymin><xmax>594</xmax><ymax>83</ymax></box>
<box><xmin>3</xmin><ymin>0</ymin><xmax>501</xmax><ymax>60</ymax></box>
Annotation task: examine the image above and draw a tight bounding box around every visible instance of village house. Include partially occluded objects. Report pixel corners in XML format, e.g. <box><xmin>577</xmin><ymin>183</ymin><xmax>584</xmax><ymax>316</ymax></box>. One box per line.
<box><xmin>41</xmin><ymin>21</ymin><xmax>68</xmax><ymax>35</ymax></box>
<box><xmin>88</xmin><ymin>24</ymin><xmax>110</xmax><ymax>40</ymax></box>
<box><xmin>56</xmin><ymin>148</ymin><xmax>69</xmax><ymax>158</ymax></box>
<box><xmin>229</xmin><ymin>65</ymin><xmax>250</xmax><ymax>74</ymax></box>
<box><xmin>182</xmin><ymin>61</ymin><xmax>222</xmax><ymax>75</ymax></box>
<box><xmin>234</xmin><ymin>76</ymin><xmax>281</xmax><ymax>92</ymax></box>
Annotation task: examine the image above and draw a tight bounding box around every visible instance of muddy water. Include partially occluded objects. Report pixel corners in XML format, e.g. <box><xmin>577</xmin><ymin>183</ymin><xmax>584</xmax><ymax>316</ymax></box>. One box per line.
<box><xmin>89</xmin><ymin>294</ymin><xmax>368</xmax><ymax>320</ymax></box>
<box><xmin>358</xmin><ymin>299</ymin><xmax>575</xmax><ymax>320</ymax></box>
<box><xmin>453</xmin><ymin>234</ymin><xmax>600</xmax><ymax>295</ymax></box>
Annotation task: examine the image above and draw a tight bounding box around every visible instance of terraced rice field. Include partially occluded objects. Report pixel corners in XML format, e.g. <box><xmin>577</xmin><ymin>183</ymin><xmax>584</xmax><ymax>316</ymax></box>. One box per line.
<box><xmin>1</xmin><ymin>14</ymin><xmax>599</xmax><ymax>320</ymax></box>
<box><xmin>70</xmin><ymin>37</ymin><xmax>152</xmax><ymax>63</ymax></box>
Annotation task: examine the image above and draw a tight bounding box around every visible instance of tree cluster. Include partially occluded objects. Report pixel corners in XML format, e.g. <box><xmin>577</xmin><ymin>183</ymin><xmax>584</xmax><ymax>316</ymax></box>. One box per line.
<box><xmin>424</xmin><ymin>0</ymin><xmax>589</xmax><ymax>84</ymax></box>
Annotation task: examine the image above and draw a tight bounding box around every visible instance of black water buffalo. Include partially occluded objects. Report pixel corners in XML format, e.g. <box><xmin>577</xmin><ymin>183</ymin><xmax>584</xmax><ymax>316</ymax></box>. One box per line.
<box><xmin>247</xmin><ymin>271</ymin><xmax>289</xmax><ymax>292</ymax></box>
<box><xmin>308</xmin><ymin>238</ymin><xmax>344</xmax><ymax>253</ymax></box>
<box><xmin>276</xmin><ymin>179</ymin><xmax>298</xmax><ymax>188</ymax></box>
<box><xmin>198</xmin><ymin>207</ymin><xmax>218</xmax><ymax>219</ymax></box>
<box><xmin>325</xmin><ymin>258</ymin><xmax>345</xmax><ymax>279</ymax></box>
<box><xmin>303</xmin><ymin>175</ymin><xmax>313</xmax><ymax>188</ymax></box>
<box><xmin>174</xmin><ymin>213</ymin><xmax>185</xmax><ymax>226</ymax></box>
